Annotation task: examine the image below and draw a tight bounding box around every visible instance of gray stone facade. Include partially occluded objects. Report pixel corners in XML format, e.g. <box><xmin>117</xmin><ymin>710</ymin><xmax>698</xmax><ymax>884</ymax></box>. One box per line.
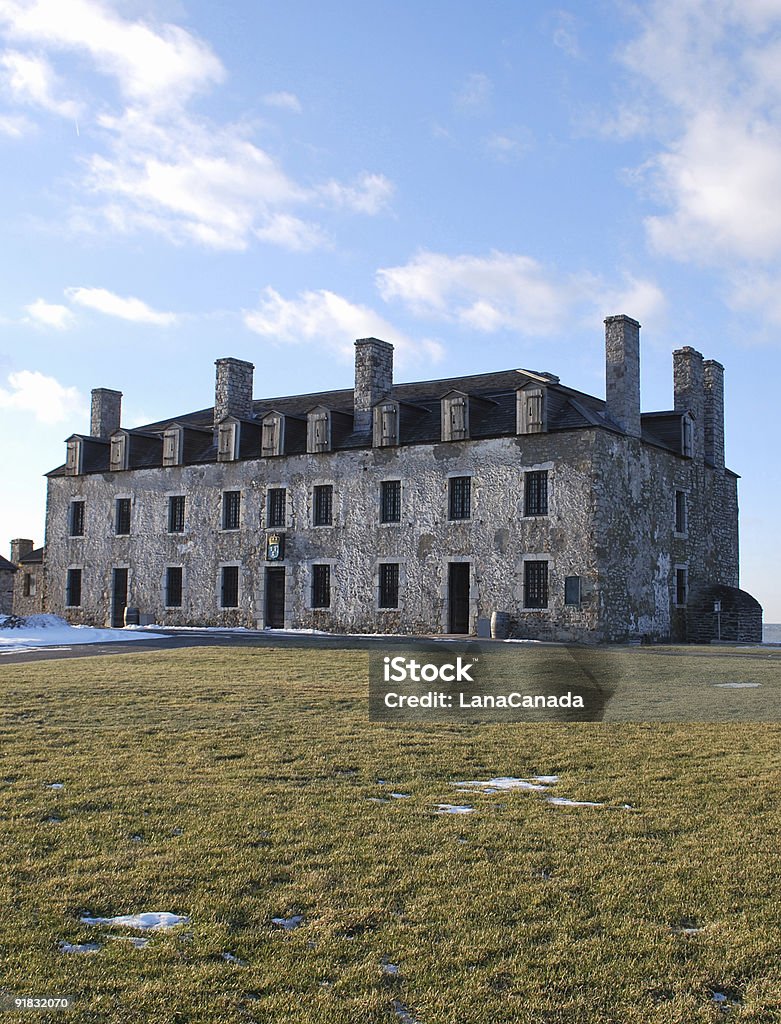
<box><xmin>38</xmin><ymin>316</ymin><xmax>761</xmax><ymax>642</ymax></box>
<box><xmin>8</xmin><ymin>539</ymin><xmax>44</xmax><ymax>617</ymax></box>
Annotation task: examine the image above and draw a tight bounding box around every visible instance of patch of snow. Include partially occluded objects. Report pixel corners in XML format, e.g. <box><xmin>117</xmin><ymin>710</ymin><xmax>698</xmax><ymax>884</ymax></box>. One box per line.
<box><xmin>59</xmin><ymin>940</ymin><xmax>100</xmax><ymax>954</ymax></box>
<box><xmin>108</xmin><ymin>935</ymin><xmax>150</xmax><ymax>949</ymax></box>
<box><xmin>714</xmin><ymin>682</ymin><xmax>761</xmax><ymax>689</ymax></box>
<box><xmin>80</xmin><ymin>912</ymin><xmax>188</xmax><ymax>930</ymax></box>
<box><xmin>368</xmin><ymin>797</ymin><xmax>390</xmax><ymax>803</ymax></box>
<box><xmin>46</xmin><ymin>783</ymin><xmax>64</xmax><ymax>790</ymax></box>
<box><xmin>547</xmin><ymin>797</ymin><xmax>604</xmax><ymax>808</ymax></box>
<box><xmin>222</xmin><ymin>952</ymin><xmax>247</xmax><ymax>965</ymax></box>
<box><xmin>0</xmin><ymin>614</ymin><xmax>168</xmax><ymax>652</ymax></box>
<box><xmin>130</xmin><ymin>834</ymin><xmax>143</xmax><ymax>842</ymax></box>
<box><xmin>390</xmin><ymin>792</ymin><xmax>410</xmax><ymax>799</ymax></box>
<box><xmin>454</xmin><ymin>776</ymin><xmax>556</xmax><ymax>794</ymax></box>
<box><xmin>381</xmin><ymin>959</ymin><xmax>400</xmax><ymax>976</ymax></box>
<box><xmin>392</xmin><ymin>999</ymin><xmax>422</xmax><ymax>1023</ymax></box>
<box><xmin>434</xmin><ymin>804</ymin><xmax>474</xmax><ymax>815</ymax></box>
<box><xmin>271</xmin><ymin>914</ymin><xmax>304</xmax><ymax>931</ymax></box>
<box><xmin>672</xmin><ymin>925</ymin><xmax>703</xmax><ymax>936</ymax></box>
<box><xmin>45</xmin><ymin>815</ymin><xmax>62</xmax><ymax>823</ymax></box>
<box><xmin>712</xmin><ymin>992</ymin><xmax>728</xmax><ymax>1005</ymax></box>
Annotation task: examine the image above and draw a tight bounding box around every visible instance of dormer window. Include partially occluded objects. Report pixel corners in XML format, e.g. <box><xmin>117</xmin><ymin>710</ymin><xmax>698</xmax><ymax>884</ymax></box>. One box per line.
<box><xmin>517</xmin><ymin>386</ymin><xmax>546</xmax><ymax>434</ymax></box>
<box><xmin>162</xmin><ymin>427</ymin><xmax>182</xmax><ymax>467</ymax></box>
<box><xmin>373</xmin><ymin>402</ymin><xmax>399</xmax><ymax>447</ymax></box>
<box><xmin>682</xmin><ymin>414</ymin><xmax>694</xmax><ymax>458</ymax></box>
<box><xmin>66</xmin><ymin>438</ymin><xmax>82</xmax><ymax>476</ymax></box>
<box><xmin>261</xmin><ymin>413</ymin><xmax>284</xmax><ymax>457</ymax></box>
<box><xmin>307</xmin><ymin>409</ymin><xmax>331</xmax><ymax>453</ymax></box>
<box><xmin>110</xmin><ymin>432</ymin><xmax>128</xmax><ymax>472</ymax></box>
<box><xmin>217</xmin><ymin>420</ymin><xmax>239</xmax><ymax>462</ymax></box>
<box><xmin>441</xmin><ymin>393</ymin><xmax>469</xmax><ymax>441</ymax></box>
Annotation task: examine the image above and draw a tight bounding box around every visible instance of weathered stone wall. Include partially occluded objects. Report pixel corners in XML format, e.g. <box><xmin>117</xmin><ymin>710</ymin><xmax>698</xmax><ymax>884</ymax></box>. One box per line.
<box><xmin>354</xmin><ymin>339</ymin><xmax>393</xmax><ymax>432</ymax></box>
<box><xmin>214</xmin><ymin>359</ymin><xmax>254</xmax><ymax>428</ymax></box>
<box><xmin>12</xmin><ymin>565</ymin><xmax>44</xmax><ymax>617</ymax></box>
<box><xmin>0</xmin><ymin>568</ymin><xmax>14</xmax><ymax>614</ymax></box>
<box><xmin>44</xmin><ymin>432</ymin><xmax>604</xmax><ymax>640</ymax></box>
<box><xmin>592</xmin><ymin>432</ymin><xmax>739</xmax><ymax>641</ymax></box>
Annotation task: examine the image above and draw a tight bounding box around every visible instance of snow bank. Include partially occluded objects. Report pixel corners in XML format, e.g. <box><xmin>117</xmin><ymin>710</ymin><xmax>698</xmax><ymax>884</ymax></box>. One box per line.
<box><xmin>0</xmin><ymin>614</ymin><xmax>168</xmax><ymax>652</ymax></box>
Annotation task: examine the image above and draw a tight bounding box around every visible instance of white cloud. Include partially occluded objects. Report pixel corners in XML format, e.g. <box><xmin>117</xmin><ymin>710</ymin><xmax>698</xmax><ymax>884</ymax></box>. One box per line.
<box><xmin>618</xmin><ymin>1</ymin><xmax>781</xmax><ymax>267</ymax></box>
<box><xmin>66</xmin><ymin>286</ymin><xmax>177</xmax><ymax>326</ymax></box>
<box><xmin>319</xmin><ymin>173</ymin><xmax>395</xmax><ymax>214</ymax></box>
<box><xmin>484</xmin><ymin>132</ymin><xmax>532</xmax><ymax>162</ymax></box>
<box><xmin>0</xmin><ymin>50</ymin><xmax>79</xmax><ymax>117</ymax></box>
<box><xmin>0</xmin><ymin>0</ymin><xmax>224</xmax><ymax>109</ymax></box>
<box><xmin>24</xmin><ymin>298</ymin><xmax>75</xmax><ymax>329</ymax></box>
<box><xmin>552</xmin><ymin>11</ymin><xmax>581</xmax><ymax>58</ymax></box>
<box><xmin>455</xmin><ymin>72</ymin><xmax>492</xmax><ymax>113</ymax></box>
<box><xmin>0</xmin><ymin>0</ymin><xmax>393</xmax><ymax>251</ymax></box>
<box><xmin>0</xmin><ymin>369</ymin><xmax>84</xmax><ymax>424</ymax></box>
<box><xmin>262</xmin><ymin>91</ymin><xmax>302</xmax><ymax>113</ymax></box>
<box><xmin>376</xmin><ymin>250</ymin><xmax>665</xmax><ymax>334</ymax></box>
<box><xmin>244</xmin><ymin>287</ymin><xmax>444</xmax><ymax>367</ymax></box>
<box><xmin>0</xmin><ymin>111</ymin><xmax>34</xmax><ymax>135</ymax></box>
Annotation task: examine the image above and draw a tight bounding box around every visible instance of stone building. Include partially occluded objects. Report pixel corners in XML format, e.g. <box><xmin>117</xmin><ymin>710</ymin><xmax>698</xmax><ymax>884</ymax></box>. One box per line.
<box><xmin>9</xmin><ymin>540</ymin><xmax>44</xmax><ymax>617</ymax></box>
<box><xmin>38</xmin><ymin>315</ymin><xmax>761</xmax><ymax>642</ymax></box>
<box><xmin>0</xmin><ymin>554</ymin><xmax>15</xmax><ymax>615</ymax></box>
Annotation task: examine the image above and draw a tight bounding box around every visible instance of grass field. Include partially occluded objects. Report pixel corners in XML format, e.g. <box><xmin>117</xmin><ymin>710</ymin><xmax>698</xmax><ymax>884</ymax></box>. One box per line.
<box><xmin>1</xmin><ymin>644</ymin><xmax>780</xmax><ymax>1023</ymax></box>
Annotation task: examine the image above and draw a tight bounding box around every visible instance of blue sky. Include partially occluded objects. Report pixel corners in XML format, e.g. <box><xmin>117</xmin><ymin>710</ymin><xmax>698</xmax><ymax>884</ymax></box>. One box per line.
<box><xmin>1</xmin><ymin>0</ymin><xmax>779</xmax><ymax>619</ymax></box>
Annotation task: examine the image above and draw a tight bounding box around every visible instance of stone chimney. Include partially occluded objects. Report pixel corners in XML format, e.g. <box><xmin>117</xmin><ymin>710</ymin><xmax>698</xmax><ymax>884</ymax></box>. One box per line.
<box><xmin>10</xmin><ymin>539</ymin><xmax>34</xmax><ymax>564</ymax></box>
<box><xmin>90</xmin><ymin>388</ymin><xmax>122</xmax><ymax>439</ymax></box>
<box><xmin>354</xmin><ymin>338</ymin><xmax>393</xmax><ymax>432</ymax></box>
<box><xmin>604</xmin><ymin>315</ymin><xmax>641</xmax><ymax>438</ymax></box>
<box><xmin>673</xmin><ymin>346</ymin><xmax>705</xmax><ymax>461</ymax></box>
<box><xmin>703</xmin><ymin>359</ymin><xmax>725</xmax><ymax>470</ymax></box>
<box><xmin>214</xmin><ymin>358</ymin><xmax>254</xmax><ymax>430</ymax></box>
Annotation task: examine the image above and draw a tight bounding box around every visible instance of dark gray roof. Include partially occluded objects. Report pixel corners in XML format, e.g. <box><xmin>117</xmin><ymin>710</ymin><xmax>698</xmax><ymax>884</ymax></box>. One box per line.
<box><xmin>19</xmin><ymin>547</ymin><xmax>43</xmax><ymax>564</ymax></box>
<box><xmin>47</xmin><ymin>365</ymin><xmax>693</xmax><ymax>476</ymax></box>
<box><xmin>0</xmin><ymin>555</ymin><xmax>17</xmax><ymax>572</ymax></box>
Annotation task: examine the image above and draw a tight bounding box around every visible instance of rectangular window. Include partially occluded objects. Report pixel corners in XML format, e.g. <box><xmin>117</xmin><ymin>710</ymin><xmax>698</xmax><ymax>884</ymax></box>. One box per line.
<box><xmin>675</xmin><ymin>567</ymin><xmax>688</xmax><ymax>607</ymax></box>
<box><xmin>66</xmin><ymin>568</ymin><xmax>82</xmax><ymax>607</ymax></box>
<box><xmin>675</xmin><ymin>491</ymin><xmax>687</xmax><ymax>534</ymax></box>
<box><xmin>564</xmin><ymin>575</ymin><xmax>581</xmax><ymax>606</ymax></box>
<box><xmin>313</xmin><ymin>485</ymin><xmax>333</xmax><ymax>526</ymax></box>
<box><xmin>168</xmin><ymin>495</ymin><xmax>185</xmax><ymax>534</ymax></box>
<box><xmin>221</xmin><ymin>565</ymin><xmax>239</xmax><ymax>608</ymax></box>
<box><xmin>69</xmin><ymin>500</ymin><xmax>85</xmax><ymax>537</ymax></box>
<box><xmin>222</xmin><ymin>490</ymin><xmax>241</xmax><ymax>531</ymax></box>
<box><xmin>166</xmin><ymin>566</ymin><xmax>183</xmax><ymax>608</ymax></box>
<box><xmin>448</xmin><ymin>476</ymin><xmax>471</xmax><ymax>520</ymax></box>
<box><xmin>380</xmin><ymin>480</ymin><xmax>401</xmax><ymax>523</ymax></box>
<box><xmin>23</xmin><ymin>573</ymin><xmax>35</xmax><ymax>597</ymax></box>
<box><xmin>115</xmin><ymin>498</ymin><xmax>131</xmax><ymax>535</ymax></box>
<box><xmin>524</xmin><ymin>560</ymin><xmax>549</xmax><ymax>609</ymax></box>
<box><xmin>378</xmin><ymin>563</ymin><xmax>400</xmax><ymax>609</ymax></box>
<box><xmin>311</xmin><ymin>564</ymin><xmax>331</xmax><ymax>608</ymax></box>
<box><xmin>524</xmin><ymin>470</ymin><xmax>549</xmax><ymax>516</ymax></box>
<box><xmin>267</xmin><ymin>488</ymin><xmax>287</xmax><ymax>529</ymax></box>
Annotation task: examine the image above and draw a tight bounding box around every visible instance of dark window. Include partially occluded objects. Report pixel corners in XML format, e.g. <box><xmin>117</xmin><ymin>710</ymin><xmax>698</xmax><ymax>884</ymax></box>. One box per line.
<box><xmin>23</xmin><ymin>573</ymin><xmax>34</xmax><ymax>597</ymax></box>
<box><xmin>66</xmin><ymin>568</ymin><xmax>82</xmax><ymax>607</ymax></box>
<box><xmin>564</xmin><ymin>575</ymin><xmax>581</xmax><ymax>606</ymax></box>
<box><xmin>69</xmin><ymin>500</ymin><xmax>85</xmax><ymax>537</ymax></box>
<box><xmin>221</xmin><ymin>565</ymin><xmax>239</xmax><ymax>608</ymax></box>
<box><xmin>675</xmin><ymin>567</ymin><xmax>688</xmax><ymax>607</ymax></box>
<box><xmin>675</xmin><ymin>491</ymin><xmax>687</xmax><ymax>534</ymax></box>
<box><xmin>115</xmin><ymin>498</ymin><xmax>131</xmax><ymax>535</ymax></box>
<box><xmin>524</xmin><ymin>470</ymin><xmax>548</xmax><ymax>516</ymax></box>
<box><xmin>166</xmin><ymin>567</ymin><xmax>183</xmax><ymax>608</ymax></box>
<box><xmin>311</xmin><ymin>564</ymin><xmax>331</xmax><ymax>608</ymax></box>
<box><xmin>380</xmin><ymin>480</ymin><xmax>401</xmax><ymax>523</ymax></box>
<box><xmin>222</xmin><ymin>490</ymin><xmax>241</xmax><ymax>530</ymax></box>
<box><xmin>267</xmin><ymin>488</ymin><xmax>287</xmax><ymax>528</ymax></box>
<box><xmin>448</xmin><ymin>476</ymin><xmax>471</xmax><ymax>520</ymax></box>
<box><xmin>524</xmin><ymin>560</ymin><xmax>548</xmax><ymax>609</ymax></box>
<box><xmin>313</xmin><ymin>485</ymin><xmax>333</xmax><ymax>526</ymax></box>
<box><xmin>168</xmin><ymin>495</ymin><xmax>185</xmax><ymax>534</ymax></box>
<box><xmin>379</xmin><ymin>563</ymin><xmax>400</xmax><ymax>608</ymax></box>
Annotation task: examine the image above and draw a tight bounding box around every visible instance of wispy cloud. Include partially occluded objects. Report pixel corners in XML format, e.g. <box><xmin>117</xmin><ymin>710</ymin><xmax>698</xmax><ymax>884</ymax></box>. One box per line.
<box><xmin>455</xmin><ymin>72</ymin><xmax>493</xmax><ymax>114</ymax></box>
<box><xmin>0</xmin><ymin>0</ymin><xmax>393</xmax><ymax>251</ymax></box>
<box><xmin>261</xmin><ymin>91</ymin><xmax>302</xmax><ymax>113</ymax></box>
<box><xmin>66</xmin><ymin>286</ymin><xmax>177</xmax><ymax>326</ymax></box>
<box><xmin>377</xmin><ymin>250</ymin><xmax>665</xmax><ymax>334</ymax></box>
<box><xmin>24</xmin><ymin>298</ymin><xmax>75</xmax><ymax>329</ymax></box>
<box><xmin>0</xmin><ymin>369</ymin><xmax>84</xmax><ymax>424</ymax></box>
<box><xmin>244</xmin><ymin>286</ymin><xmax>444</xmax><ymax>367</ymax></box>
